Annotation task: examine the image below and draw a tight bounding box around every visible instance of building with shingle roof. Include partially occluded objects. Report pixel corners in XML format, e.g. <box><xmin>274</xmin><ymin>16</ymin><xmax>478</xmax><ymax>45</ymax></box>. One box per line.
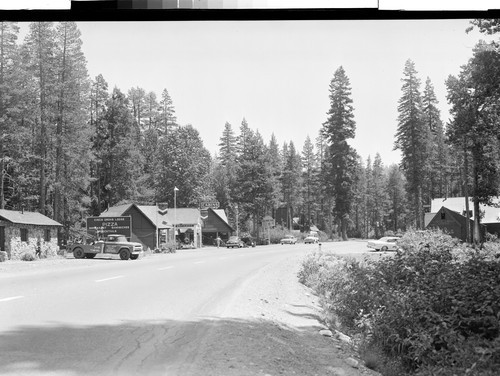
<box><xmin>0</xmin><ymin>209</ymin><xmax>62</xmax><ymax>260</ymax></box>
<box><xmin>426</xmin><ymin>197</ymin><xmax>500</xmax><ymax>237</ymax></box>
<box><xmin>99</xmin><ymin>204</ymin><xmax>203</xmax><ymax>250</ymax></box>
<box><xmin>200</xmin><ymin>208</ymin><xmax>233</xmax><ymax>244</ymax></box>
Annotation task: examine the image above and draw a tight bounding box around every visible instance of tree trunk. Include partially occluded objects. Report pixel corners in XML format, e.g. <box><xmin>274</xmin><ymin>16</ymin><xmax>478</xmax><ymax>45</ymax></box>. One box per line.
<box><xmin>341</xmin><ymin>215</ymin><xmax>348</xmax><ymax>241</ymax></box>
<box><xmin>54</xmin><ymin>24</ymin><xmax>67</xmax><ymax>223</ymax></box>
<box><xmin>37</xmin><ymin>23</ymin><xmax>47</xmax><ymax>215</ymax></box>
<box><xmin>463</xmin><ymin>140</ymin><xmax>471</xmax><ymax>243</ymax></box>
<box><xmin>471</xmin><ymin>154</ymin><xmax>482</xmax><ymax>246</ymax></box>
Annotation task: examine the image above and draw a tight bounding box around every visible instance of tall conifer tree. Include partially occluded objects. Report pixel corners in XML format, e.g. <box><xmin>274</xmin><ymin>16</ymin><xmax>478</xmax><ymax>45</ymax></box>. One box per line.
<box><xmin>322</xmin><ymin>66</ymin><xmax>358</xmax><ymax>240</ymax></box>
<box><xmin>394</xmin><ymin>59</ymin><xmax>430</xmax><ymax>229</ymax></box>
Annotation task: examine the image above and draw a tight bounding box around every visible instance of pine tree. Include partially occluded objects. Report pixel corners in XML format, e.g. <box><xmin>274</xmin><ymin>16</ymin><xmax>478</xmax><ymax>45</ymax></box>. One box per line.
<box><xmin>446</xmin><ymin>43</ymin><xmax>500</xmax><ymax>244</ymax></box>
<box><xmin>155</xmin><ymin>125</ymin><xmax>211</xmax><ymax>207</ymax></box>
<box><xmin>350</xmin><ymin>156</ymin><xmax>368</xmax><ymax>238</ymax></box>
<box><xmin>22</xmin><ymin>22</ymin><xmax>58</xmax><ymax>215</ymax></box>
<box><xmin>280</xmin><ymin>141</ymin><xmax>302</xmax><ymax>230</ymax></box>
<box><xmin>234</xmin><ymin>128</ymin><xmax>274</xmax><ymax>239</ymax></box>
<box><xmin>267</xmin><ymin>134</ymin><xmax>282</xmax><ymax>216</ymax></box>
<box><xmin>53</xmin><ymin>22</ymin><xmax>91</xmax><ymax>237</ymax></box>
<box><xmin>89</xmin><ymin>74</ymin><xmax>109</xmax><ymax>214</ymax></box>
<box><xmin>386</xmin><ymin>164</ymin><xmax>408</xmax><ymax>232</ymax></box>
<box><xmin>102</xmin><ymin>88</ymin><xmax>143</xmax><ymax>206</ymax></box>
<box><xmin>370</xmin><ymin>153</ymin><xmax>388</xmax><ymax>238</ymax></box>
<box><xmin>158</xmin><ymin>88</ymin><xmax>176</xmax><ymax>137</ymax></box>
<box><xmin>216</xmin><ymin>121</ymin><xmax>238</xmax><ymax>210</ymax></box>
<box><xmin>144</xmin><ymin>91</ymin><xmax>158</xmax><ymax>130</ymax></box>
<box><xmin>422</xmin><ymin>77</ymin><xmax>448</xmax><ymax>199</ymax></box>
<box><xmin>127</xmin><ymin>86</ymin><xmax>146</xmax><ymax>130</ymax></box>
<box><xmin>301</xmin><ymin>135</ymin><xmax>317</xmax><ymax>231</ymax></box>
<box><xmin>322</xmin><ymin>66</ymin><xmax>359</xmax><ymax>240</ymax></box>
<box><xmin>394</xmin><ymin>59</ymin><xmax>430</xmax><ymax>229</ymax></box>
<box><xmin>0</xmin><ymin>22</ymin><xmax>22</xmax><ymax>210</ymax></box>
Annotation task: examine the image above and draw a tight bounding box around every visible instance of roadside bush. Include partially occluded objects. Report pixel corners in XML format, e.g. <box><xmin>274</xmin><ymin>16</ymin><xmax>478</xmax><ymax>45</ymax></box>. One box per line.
<box><xmin>20</xmin><ymin>251</ymin><xmax>36</xmax><ymax>261</ymax></box>
<box><xmin>299</xmin><ymin>229</ymin><xmax>500</xmax><ymax>375</ymax></box>
<box><xmin>157</xmin><ymin>240</ymin><xmax>177</xmax><ymax>253</ymax></box>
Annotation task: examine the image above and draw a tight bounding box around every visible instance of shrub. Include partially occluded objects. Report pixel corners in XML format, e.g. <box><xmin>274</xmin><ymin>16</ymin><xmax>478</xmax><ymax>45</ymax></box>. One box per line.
<box><xmin>20</xmin><ymin>251</ymin><xmax>36</xmax><ymax>261</ymax></box>
<box><xmin>299</xmin><ymin>229</ymin><xmax>500</xmax><ymax>375</ymax></box>
<box><xmin>158</xmin><ymin>240</ymin><xmax>177</xmax><ymax>253</ymax></box>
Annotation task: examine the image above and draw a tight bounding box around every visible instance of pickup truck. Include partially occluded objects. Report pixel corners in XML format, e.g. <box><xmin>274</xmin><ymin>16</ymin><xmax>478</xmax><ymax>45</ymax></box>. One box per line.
<box><xmin>69</xmin><ymin>234</ymin><xmax>143</xmax><ymax>260</ymax></box>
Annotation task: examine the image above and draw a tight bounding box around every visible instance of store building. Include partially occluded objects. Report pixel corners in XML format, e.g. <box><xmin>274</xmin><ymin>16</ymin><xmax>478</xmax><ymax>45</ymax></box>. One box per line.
<box><xmin>201</xmin><ymin>208</ymin><xmax>233</xmax><ymax>245</ymax></box>
<box><xmin>100</xmin><ymin>204</ymin><xmax>203</xmax><ymax>250</ymax></box>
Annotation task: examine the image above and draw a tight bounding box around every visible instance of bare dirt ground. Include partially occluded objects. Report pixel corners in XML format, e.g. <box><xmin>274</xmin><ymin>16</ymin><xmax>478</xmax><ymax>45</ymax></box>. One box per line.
<box><xmin>179</xmin><ymin>250</ymin><xmax>381</xmax><ymax>376</ymax></box>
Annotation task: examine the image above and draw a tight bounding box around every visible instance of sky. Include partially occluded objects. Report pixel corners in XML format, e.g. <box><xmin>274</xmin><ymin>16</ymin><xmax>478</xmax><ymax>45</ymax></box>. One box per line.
<box><xmin>22</xmin><ymin>19</ymin><xmax>496</xmax><ymax>166</ymax></box>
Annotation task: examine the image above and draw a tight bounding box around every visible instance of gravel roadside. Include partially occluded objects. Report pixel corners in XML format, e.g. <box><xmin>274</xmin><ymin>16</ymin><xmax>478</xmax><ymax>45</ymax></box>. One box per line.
<box><xmin>183</xmin><ymin>251</ymin><xmax>381</xmax><ymax>376</ymax></box>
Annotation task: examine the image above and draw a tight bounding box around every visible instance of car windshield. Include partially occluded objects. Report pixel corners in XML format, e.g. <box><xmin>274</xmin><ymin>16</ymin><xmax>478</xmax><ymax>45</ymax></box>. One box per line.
<box><xmin>285</xmin><ymin>235</ymin><xmax>294</xmax><ymax>238</ymax></box>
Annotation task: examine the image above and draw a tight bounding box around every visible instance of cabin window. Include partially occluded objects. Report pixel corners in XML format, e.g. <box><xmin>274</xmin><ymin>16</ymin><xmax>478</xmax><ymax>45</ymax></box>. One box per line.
<box><xmin>45</xmin><ymin>229</ymin><xmax>51</xmax><ymax>242</ymax></box>
<box><xmin>20</xmin><ymin>228</ymin><xmax>28</xmax><ymax>242</ymax></box>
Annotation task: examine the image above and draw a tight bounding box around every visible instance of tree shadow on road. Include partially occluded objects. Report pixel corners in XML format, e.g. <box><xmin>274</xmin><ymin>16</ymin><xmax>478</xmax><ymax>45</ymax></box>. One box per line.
<box><xmin>0</xmin><ymin>317</ymin><xmax>359</xmax><ymax>376</ymax></box>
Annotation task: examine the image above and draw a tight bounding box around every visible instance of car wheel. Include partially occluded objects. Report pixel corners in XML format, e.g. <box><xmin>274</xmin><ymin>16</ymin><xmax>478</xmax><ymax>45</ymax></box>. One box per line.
<box><xmin>130</xmin><ymin>254</ymin><xmax>139</xmax><ymax>260</ymax></box>
<box><xmin>85</xmin><ymin>253</ymin><xmax>96</xmax><ymax>259</ymax></box>
<box><xmin>119</xmin><ymin>248</ymin><xmax>131</xmax><ymax>260</ymax></box>
<box><xmin>381</xmin><ymin>246</ymin><xmax>388</xmax><ymax>252</ymax></box>
<box><xmin>73</xmin><ymin>247</ymin><xmax>85</xmax><ymax>259</ymax></box>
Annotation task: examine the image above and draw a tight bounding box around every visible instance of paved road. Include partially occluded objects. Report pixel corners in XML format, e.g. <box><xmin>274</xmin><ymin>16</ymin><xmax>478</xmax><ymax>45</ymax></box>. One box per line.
<box><xmin>0</xmin><ymin>241</ymin><xmax>374</xmax><ymax>375</ymax></box>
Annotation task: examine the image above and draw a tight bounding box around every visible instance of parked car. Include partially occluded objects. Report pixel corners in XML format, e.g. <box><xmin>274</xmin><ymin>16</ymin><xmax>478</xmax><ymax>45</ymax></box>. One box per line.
<box><xmin>367</xmin><ymin>236</ymin><xmax>400</xmax><ymax>252</ymax></box>
<box><xmin>241</xmin><ymin>236</ymin><xmax>256</xmax><ymax>247</ymax></box>
<box><xmin>304</xmin><ymin>234</ymin><xmax>319</xmax><ymax>244</ymax></box>
<box><xmin>69</xmin><ymin>234</ymin><xmax>143</xmax><ymax>260</ymax></box>
<box><xmin>226</xmin><ymin>236</ymin><xmax>244</xmax><ymax>248</ymax></box>
<box><xmin>280</xmin><ymin>235</ymin><xmax>297</xmax><ymax>245</ymax></box>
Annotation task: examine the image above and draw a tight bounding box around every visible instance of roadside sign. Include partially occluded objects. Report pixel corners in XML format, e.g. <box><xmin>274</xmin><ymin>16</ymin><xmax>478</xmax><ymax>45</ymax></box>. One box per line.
<box><xmin>262</xmin><ymin>216</ymin><xmax>275</xmax><ymax>229</ymax></box>
<box><xmin>199</xmin><ymin>199</ymin><xmax>220</xmax><ymax>210</ymax></box>
<box><xmin>86</xmin><ymin>216</ymin><xmax>131</xmax><ymax>239</ymax></box>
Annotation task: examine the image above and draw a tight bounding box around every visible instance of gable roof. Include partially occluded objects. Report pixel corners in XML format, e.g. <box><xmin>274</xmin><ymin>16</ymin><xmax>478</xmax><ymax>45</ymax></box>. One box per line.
<box><xmin>163</xmin><ymin>208</ymin><xmax>201</xmax><ymax>226</ymax></box>
<box><xmin>208</xmin><ymin>208</ymin><xmax>234</xmax><ymax>232</ymax></box>
<box><xmin>100</xmin><ymin>204</ymin><xmax>201</xmax><ymax>228</ymax></box>
<box><xmin>0</xmin><ymin>209</ymin><xmax>62</xmax><ymax>227</ymax></box>
<box><xmin>431</xmin><ymin>197</ymin><xmax>500</xmax><ymax>224</ymax></box>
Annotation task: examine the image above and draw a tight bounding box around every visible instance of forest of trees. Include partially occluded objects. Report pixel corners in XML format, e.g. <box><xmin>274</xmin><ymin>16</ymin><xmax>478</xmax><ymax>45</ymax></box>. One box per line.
<box><xmin>1</xmin><ymin>20</ymin><xmax>500</xmax><ymax>244</ymax></box>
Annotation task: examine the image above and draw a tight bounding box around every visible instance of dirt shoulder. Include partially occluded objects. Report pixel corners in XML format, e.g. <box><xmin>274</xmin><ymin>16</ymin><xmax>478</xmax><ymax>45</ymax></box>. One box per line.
<box><xmin>183</xmin><ymin>251</ymin><xmax>381</xmax><ymax>376</ymax></box>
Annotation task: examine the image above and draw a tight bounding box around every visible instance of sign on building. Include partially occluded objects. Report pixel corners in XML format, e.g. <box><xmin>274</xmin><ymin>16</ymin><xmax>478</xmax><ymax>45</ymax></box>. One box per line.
<box><xmin>199</xmin><ymin>198</ymin><xmax>220</xmax><ymax>210</ymax></box>
<box><xmin>86</xmin><ymin>216</ymin><xmax>131</xmax><ymax>239</ymax></box>
<box><xmin>262</xmin><ymin>215</ymin><xmax>275</xmax><ymax>229</ymax></box>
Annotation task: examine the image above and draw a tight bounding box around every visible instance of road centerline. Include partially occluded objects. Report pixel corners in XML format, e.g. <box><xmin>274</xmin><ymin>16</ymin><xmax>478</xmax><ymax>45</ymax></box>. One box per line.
<box><xmin>95</xmin><ymin>275</ymin><xmax>124</xmax><ymax>283</ymax></box>
<box><xmin>0</xmin><ymin>295</ymin><xmax>24</xmax><ymax>303</ymax></box>
<box><xmin>158</xmin><ymin>266</ymin><xmax>174</xmax><ymax>270</ymax></box>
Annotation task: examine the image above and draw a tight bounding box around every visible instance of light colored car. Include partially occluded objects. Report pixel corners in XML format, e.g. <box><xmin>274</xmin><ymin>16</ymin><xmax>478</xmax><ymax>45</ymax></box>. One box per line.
<box><xmin>304</xmin><ymin>235</ymin><xmax>319</xmax><ymax>244</ymax></box>
<box><xmin>280</xmin><ymin>235</ymin><xmax>297</xmax><ymax>245</ymax></box>
<box><xmin>367</xmin><ymin>236</ymin><xmax>400</xmax><ymax>252</ymax></box>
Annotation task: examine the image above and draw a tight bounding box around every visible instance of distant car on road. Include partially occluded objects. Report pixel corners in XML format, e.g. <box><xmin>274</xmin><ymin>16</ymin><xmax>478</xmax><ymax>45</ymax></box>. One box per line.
<box><xmin>367</xmin><ymin>236</ymin><xmax>400</xmax><ymax>252</ymax></box>
<box><xmin>280</xmin><ymin>235</ymin><xmax>297</xmax><ymax>245</ymax></box>
<box><xmin>241</xmin><ymin>236</ymin><xmax>256</xmax><ymax>247</ymax></box>
<box><xmin>226</xmin><ymin>236</ymin><xmax>244</xmax><ymax>248</ymax></box>
<box><xmin>304</xmin><ymin>234</ymin><xmax>319</xmax><ymax>244</ymax></box>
